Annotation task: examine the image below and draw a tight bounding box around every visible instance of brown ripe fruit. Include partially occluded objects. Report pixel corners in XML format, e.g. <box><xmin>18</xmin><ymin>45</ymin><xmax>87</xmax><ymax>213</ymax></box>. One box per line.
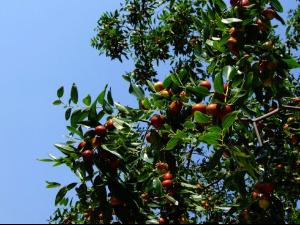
<box><xmin>199</xmin><ymin>80</ymin><xmax>212</xmax><ymax>90</ymax></box>
<box><xmin>155</xmin><ymin>161</ymin><xmax>169</xmax><ymax>173</ymax></box>
<box><xmin>146</xmin><ymin>132</ymin><xmax>152</xmax><ymax>143</ymax></box>
<box><xmin>109</xmin><ymin>159</ymin><xmax>121</xmax><ymax>170</ymax></box>
<box><xmin>206</xmin><ymin>104</ymin><xmax>219</xmax><ymax>116</ymax></box>
<box><xmin>192</xmin><ymin>103</ymin><xmax>207</xmax><ymax>114</ymax></box>
<box><xmin>263</xmin><ymin>8</ymin><xmax>276</xmax><ymax>20</ymax></box>
<box><xmin>95</xmin><ymin>125</ymin><xmax>107</xmax><ymax>136</ymax></box>
<box><xmin>229</xmin><ymin>27</ymin><xmax>238</xmax><ymax>37</ymax></box>
<box><xmin>239</xmin><ymin>0</ymin><xmax>249</xmax><ymax>7</ymax></box>
<box><xmin>179</xmin><ymin>90</ymin><xmax>187</xmax><ymax>97</ymax></box>
<box><xmin>259</xmin><ymin>60</ymin><xmax>269</xmax><ymax>73</ymax></box>
<box><xmin>227</xmin><ymin>37</ymin><xmax>239</xmax><ymax>55</ymax></box>
<box><xmin>263</xmin><ymin>41</ymin><xmax>273</xmax><ymax>50</ymax></box>
<box><xmin>259</xmin><ymin>196</ymin><xmax>270</xmax><ymax>209</ymax></box>
<box><xmin>163</xmin><ymin>172</ymin><xmax>174</xmax><ymax>180</ymax></box>
<box><xmin>162</xmin><ymin>179</ymin><xmax>173</xmax><ymax>188</ymax></box>
<box><xmin>105</xmin><ymin>119</ymin><xmax>115</xmax><ymax>130</ymax></box>
<box><xmin>111</xmin><ymin>196</ymin><xmax>123</xmax><ymax>207</ymax></box>
<box><xmin>154</xmin><ymin>81</ymin><xmax>164</xmax><ymax>92</ymax></box>
<box><xmin>159</xmin><ymin>218</ymin><xmax>167</xmax><ymax>224</ymax></box>
<box><xmin>91</xmin><ymin>137</ymin><xmax>101</xmax><ymax>148</ymax></box>
<box><xmin>291</xmin><ymin>134</ymin><xmax>299</xmax><ymax>144</ymax></box>
<box><xmin>169</xmin><ymin>101</ymin><xmax>183</xmax><ymax>115</ymax></box>
<box><xmin>294</xmin><ymin>97</ymin><xmax>300</xmax><ymax>103</ymax></box>
<box><xmin>160</xmin><ymin>89</ymin><xmax>170</xmax><ymax>97</ymax></box>
<box><xmin>151</xmin><ymin>114</ymin><xmax>166</xmax><ymax>130</ymax></box>
<box><xmin>252</xmin><ymin>191</ymin><xmax>259</xmax><ymax>200</ymax></box>
<box><xmin>276</xmin><ymin>164</ymin><xmax>285</xmax><ymax>171</ymax></box>
<box><xmin>256</xmin><ymin>19</ymin><xmax>267</xmax><ymax>32</ymax></box>
<box><xmin>78</xmin><ymin>141</ymin><xmax>87</xmax><ymax>150</ymax></box>
<box><xmin>254</xmin><ymin>182</ymin><xmax>274</xmax><ymax>194</ymax></box>
<box><xmin>99</xmin><ymin>150</ymin><xmax>111</xmax><ymax>159</ymax></box>
<box><xmin>81</xmin><ymin>150</ymin><xmax>93</xmax><ymax>160</ymax></box>
<box><xmin>283</xmin><ymin>124</ymin><xmax>289</xmax><ymax>130</ymax></box>
<box><xmin>219</xmin><ymin>104</ymin><xmax>233</xmax><ymax>119</ymax></box>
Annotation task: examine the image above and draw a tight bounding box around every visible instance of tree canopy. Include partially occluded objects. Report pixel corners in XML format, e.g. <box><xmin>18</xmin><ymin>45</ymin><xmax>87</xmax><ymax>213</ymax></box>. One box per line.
<box><xmin>44</xmin><ymin>0</ymin><xmax>300</xmax><ymax>224</ymax></box>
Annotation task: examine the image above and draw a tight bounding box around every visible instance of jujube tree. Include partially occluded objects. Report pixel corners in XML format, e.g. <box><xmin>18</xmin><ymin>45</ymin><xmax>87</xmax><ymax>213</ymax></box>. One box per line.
<box><xmin>43</xmin><ymin>0</ymin><xmax>300</xmax><ymax>224</ymax></box>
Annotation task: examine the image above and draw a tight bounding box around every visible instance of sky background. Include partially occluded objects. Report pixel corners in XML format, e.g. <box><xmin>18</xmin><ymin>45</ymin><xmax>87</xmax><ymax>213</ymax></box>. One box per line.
<box><xmin>0</xmin><ymin>0</ymin><xmax>298</xmax><ymax>224</ymax></box>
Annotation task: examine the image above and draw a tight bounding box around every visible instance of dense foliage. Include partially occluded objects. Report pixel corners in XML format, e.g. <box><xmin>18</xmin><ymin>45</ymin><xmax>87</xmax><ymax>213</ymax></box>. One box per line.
<box><xmin>43</xmin><ymin>0</ymin><xmax>300</xmax><ymax>224</ymax></box>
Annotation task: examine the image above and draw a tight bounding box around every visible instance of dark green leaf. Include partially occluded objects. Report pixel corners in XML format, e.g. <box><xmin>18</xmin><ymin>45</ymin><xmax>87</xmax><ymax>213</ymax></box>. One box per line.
<box><xmin>65</xmin><ymin>108</ymin><xmax>72</xmax><ymax>120</ymax></box>
<box><xmin>54</xmin><ymin>144</ymin><xmax>76</xmax><ymax>155</ymax></box>
<box><xmin>67</xmin><ymin>126</ymin><xmax>84</xmax><ymax>138</ymax></box>
<box><xmin>101</xmin><ymin>145</ymin><xmax>124</xmax><ymax>160</ymax></box>
<box><xmin>222</xmin><ymin>111</ymin><xmax>239</xmax><ymax>130</ymax></box>
<box><xmin>46</xmin><ymin>181</ymin><xmax>61</xmax><ymax>189</ymax></box>
<box><xmin>214</xmin><ymin>73</ymin><xmax>224</xmax><ymax>93</ymax></box>
<box><xmin>107</xmin><ymin>88</ymin><xmax>114</xmax><ymax>106</ymax></box>
<box><xmin>53</xmin><ymin>100</ymin><xmax>62</xmax><ymax>106</ymax></box>
<box><xmin>166</xmin><ymin>137</ymin><xmax>179</xmax><ymax>150</ymax></box>
<box><xmin>57</xmin><ymin>86</ymin><xmax>64</xmax><ymax>98</ymax></box>
<box><xmin>283</xmin><ymin>57</ymin><xmax>300</xmax><ymax>69</ymax></box>
<box><xmin>83</xmin><ymin>95</ymin><xmax>91</xmax><ymax>106</ymax></box>
<box><xmin>97</xmin><ymin>85</ymin><xmax>108</xmax><ymax>106</ymax></box>
<box><xmin>186</xmin><ymin>86</ymin><xmax>210</xmax><ymax>97</ymax></box>
<box><xmin>270</xmin><ymin>0</ymin><xmax>283</xmax><ymax>13</ymax></box>
<box><xmin>55</xmin><ymin>187</ymin><xmax>68</xmax><ymax>206</ymax></box>
<box><xmin>71</xmin><ymin>83</ymin><xmax>78</xmax><ymax>104</ymax></box>
<box><xmin>194</xmin><ymin>111</ymin><xmax>211</xmax><ymax>124</ymax></box>
<box><xmin>152</xmin><ymin>178</ymin><xmax>162</xmax><ymax>196</ymax></box>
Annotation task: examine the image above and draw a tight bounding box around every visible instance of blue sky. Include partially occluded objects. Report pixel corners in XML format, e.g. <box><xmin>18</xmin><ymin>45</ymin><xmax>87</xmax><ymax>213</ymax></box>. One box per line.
<box><xmin>0</xmin><ymin>0</ymin><xmax>298</xmax><ymax>223</ymax></box>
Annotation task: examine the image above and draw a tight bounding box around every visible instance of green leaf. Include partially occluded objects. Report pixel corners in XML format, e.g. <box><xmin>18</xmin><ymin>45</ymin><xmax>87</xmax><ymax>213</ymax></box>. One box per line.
<box><xmin>152</xmin><ymin>178</ymin><xmax>162</xmax><ymax>195</ymax></box>
<box><xmin>215</xmin><ymin>0</ymin><xmax>226</xmax><ymax>10</ymax></box>
<box><xmin>163</xmin><ymin>75</ymin><xmax>173</xmax><ymax>88</ymax></box>
<box><xmin>71</xmin><ymin>83</ymin><xmax>78</xmax><ymax>104</ymax></box>
<box><xmin>55</xmin><ymin>187</ymin><xmax>68</xmax><ymax>206</ymax></box>
<box><xmin>57</xmin><ymin>86</ymin><xmax>64</xmax><ymax>98</ymax></box>
<box><xmin>65</xmin><ymin>108</ymin><xmax>72</xmax><ymax>120</ymax></box>
<box><xmin>146</xmin><ymin>80</ymin><xmax>156</xmax><ymax>92</ymax></box>
<box><xmin>130</xmin><ymin>83</ymin><xmax>145</xmax><ymax>100</ymax></box>
<box><xmin>214</xmin><ymin>73</ymin><xmax>224</xmax><ymax>93</ymax></box>
<box><xmin>283</xmin><ymin>57</ymin><xmax>300</xmax><ymax>69</ymax></box>
<box><xmin>223</xmin><ymin>65</ymin><xmax>236</xmax><ymax>80</ymax></box>
<box><xmin>67</xmin><ymin>126</ymin><xmax>84</xmax><ymax>139</ymax></box>
<box><xmin>270</xmin><ymin>0</ymin><xmax>283</xmax><ymax>12</ymax></box>
<box><xmin>115</xmin><ymin>102</ymin><xmax>129</xmax><ymax>114</ymax></box>
<box><xmin>103</xmin><ymin>100</ymin><xmax>114</xmax><ymax>114</ymax></box>
<box><xmin>53</xmin><ymin>100</ymin><xmax>62</xmax><ymax>105</ymax></box>
<box><xmin>186</xmin><ymin>86</ymin><xmax>210</xmax><ymax>97</ymax></box>
<box><xmin>194</xmin><ymin>111</ymin><xmax>211</xmax><ymax>124</ymax></box>
<box><xmin>166</xmin><ymin>137</ymin><xmax>179</xmax><ymax>150</ymax></box>
<box><xmin>107</xmin><ymin>88</ymin><xmax>114</xmax><ymax>106</ymax></box>
<box><xmin>55</xmin><ymin>183</ymin><xmax>77</xmax><ymax>206</ymax></box>
<box><xmin>200</xmin><ymin>128</ymin><xmax>222</xmax><ymax>145</ymax></box>
<box><xmin>221</xmin><ymin>18</ymin><xmax>242</xmax><ymax>24</ymax></box>
<box><xmin>97</xmin><ymin>85</ymin><xmax>108</xmax><ymax>106</ymax></box>
<box><xmin>54</xmin><ymin>144</ymin><xmax>76</xmax><ymax>155</ymax></box>
<box><xmin>88</xmin><ymin>101</ymin><xmax>98</xmax><ymax>122</ymax></box>
<box><xmin>222</xmin><ymin>111</ymin><xmax>239</xmax><ymax>130</ymax></box>
<box><xmin>101</xmin><ymin>145</ymin><xmax>124</xmax><ymax>160</ymax></box>
<box><xmin>46</xmin><ymin>181</ymin><xmax>61</xmax><ymax>189</ymax></box>
<box><xmin>83</xmin><ymin>95</ymin><xmax>91</xmax><ymax>106</ymax></box>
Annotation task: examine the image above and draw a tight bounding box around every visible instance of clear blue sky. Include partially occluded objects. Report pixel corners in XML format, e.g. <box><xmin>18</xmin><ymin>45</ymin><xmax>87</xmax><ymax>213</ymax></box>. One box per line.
<box><xmin>0</xmin><ymin>1</ymin><xmax>297</xmax><ymax>223</ymax></box>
